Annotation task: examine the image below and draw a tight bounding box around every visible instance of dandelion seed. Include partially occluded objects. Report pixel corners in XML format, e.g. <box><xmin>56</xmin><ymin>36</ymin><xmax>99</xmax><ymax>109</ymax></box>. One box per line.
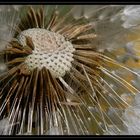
<box><xmin>0</xmin><ymin>5</ymin><xmax>139</xmax><ymax>135</ymax></box>
<box><xmin>122</xmin><ymin>5</ymin><xmax>140</xmax><ymax>29</ymax></box>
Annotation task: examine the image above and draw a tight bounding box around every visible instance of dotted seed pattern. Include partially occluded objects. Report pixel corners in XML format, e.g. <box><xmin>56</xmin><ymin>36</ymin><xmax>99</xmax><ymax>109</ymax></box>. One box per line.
<box><xmin>18</xmin><ymin>28</ymin><xmax>75</xmax><ymax>77</ymax></box>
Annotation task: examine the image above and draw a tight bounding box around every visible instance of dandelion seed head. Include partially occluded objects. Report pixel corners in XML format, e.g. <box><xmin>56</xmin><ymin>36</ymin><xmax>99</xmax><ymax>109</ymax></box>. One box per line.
<box><xmin>0</xmin><ymin>5</ymin><xmax>139</xmax><ymax>135</ymax></box>
<box><xmin>18</xmin><ymin>28</ymin><xmax>75</xmax><ymax>77</ymax></box>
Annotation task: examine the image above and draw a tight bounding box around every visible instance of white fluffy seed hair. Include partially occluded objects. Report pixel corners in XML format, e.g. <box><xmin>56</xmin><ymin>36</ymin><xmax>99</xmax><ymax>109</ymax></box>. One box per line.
<box><xmin>0</xmin><ymin>5</ymin><xmax>21</xmax><ymax>75</ymax></box>
<box><xmin>121</xmin><ymin>5</ymin><xmax>140</xmax><ymax>29</ymax></box>
<box><xmin>73</xmin><ymin>5</ymin><xmax>128</xmax><ymax>53</ymax></box>
<box><xmin>104</xmin><ymin>94</ymin><xmax>140</xmax><ymax>135</ymax></box>
<box><xmin>0</xmin><ymin>118</ymin><xmax>10</xmax><ymax>135</ymax></box>
<box><xmin>0</xmin><ymin>5</ymin><xmax>21</xmax><ymax>52</ymax></box>
<box><xmin>72</xmin><ymin>5</ymin><xmax>140</xmax><ymax>135</ymax></box>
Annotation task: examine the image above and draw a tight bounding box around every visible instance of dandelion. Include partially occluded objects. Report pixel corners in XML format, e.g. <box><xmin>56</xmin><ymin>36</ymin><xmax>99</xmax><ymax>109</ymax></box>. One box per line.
<box><xmin>0</xmin><ymin>5</ymin><xmax>139</xmax><ymax>135</ymax></box>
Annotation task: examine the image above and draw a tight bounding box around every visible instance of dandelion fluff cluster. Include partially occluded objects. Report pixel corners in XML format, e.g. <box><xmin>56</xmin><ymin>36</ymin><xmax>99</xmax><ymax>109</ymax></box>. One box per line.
<box><xmin>0</xmin><ymin>5</ymin><xmax>140</xmax><ymax>135</ymax></box>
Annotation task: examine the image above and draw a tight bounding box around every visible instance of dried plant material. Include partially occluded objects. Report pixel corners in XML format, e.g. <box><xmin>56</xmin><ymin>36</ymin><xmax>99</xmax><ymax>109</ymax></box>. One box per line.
<box><xmin>0</xmin><ymin>5</ymin><xmax>140</xmax><ymax>135</ymax></box>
